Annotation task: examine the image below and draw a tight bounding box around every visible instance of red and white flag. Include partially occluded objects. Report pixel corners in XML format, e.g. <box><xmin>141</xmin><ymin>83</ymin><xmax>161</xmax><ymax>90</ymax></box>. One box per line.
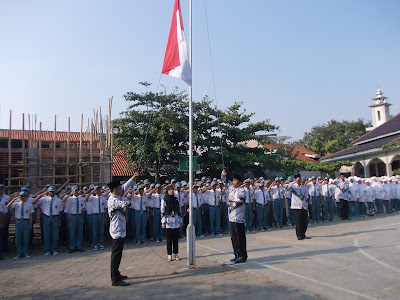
<box><xmin>162</xmin><ymin>0</ymin><xmax>192</xmax><ymax>86</ymax></box>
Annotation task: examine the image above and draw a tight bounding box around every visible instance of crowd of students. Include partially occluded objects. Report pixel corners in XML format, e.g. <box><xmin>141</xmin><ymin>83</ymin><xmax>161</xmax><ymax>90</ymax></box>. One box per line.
<box><xmin>0</xmin><ymin>173</ymin><xmax>399</xmax><ymax>261</ymax></box>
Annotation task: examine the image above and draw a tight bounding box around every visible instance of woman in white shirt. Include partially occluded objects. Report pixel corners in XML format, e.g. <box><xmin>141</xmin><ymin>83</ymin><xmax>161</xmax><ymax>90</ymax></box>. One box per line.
<box><xmin>161</xmin><ymin>186</ymin><xmax>183</xmax><ymax>261</ymax></box>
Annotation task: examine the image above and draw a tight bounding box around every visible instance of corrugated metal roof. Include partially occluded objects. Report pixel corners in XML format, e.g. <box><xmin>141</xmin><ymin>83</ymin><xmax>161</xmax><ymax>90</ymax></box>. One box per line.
<box><xmin>353</xmin><ymin>113</ymin><xmax>400</xmax><ymax>144</ymax></box>
<box><xmin>0</xmin><ymin>129</ymin><xmax>97</xmax><ymax>142</ymax></box>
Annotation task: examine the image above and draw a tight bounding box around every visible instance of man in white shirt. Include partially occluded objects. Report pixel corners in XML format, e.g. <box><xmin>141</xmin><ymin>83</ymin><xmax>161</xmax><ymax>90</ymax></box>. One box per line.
<box><xmin>243</xmin><ymin>179</ymin><xmax>255</xmax><ymax>233</ymax></box>
<box><xmin>107</xmin><ymin>172</ymin><xmax>138</xmax><ymax>286</ymax></box>
<box><xmin>333</xmin><ymin>174</ymin><xmax>350</xmax><ymax>220</ymax></box>
<box><xmin>148</xmin><ymin>184</ymin><xmax>164</xmax><ymax>242</ymax></box>
<box><xmin>287</xmin><ymin>174</ymin><xmax>310</xmax><ymax>240</ymax></box>
<box><xmin>268</xmin><ymin>178</ymin><xmax>285</xmax><ymax>228</ymax></box>
<box><xmin>132</xmin><ymin>186</ymin><xmax>148</xmax><ymax>244</ymax></box>
<box><xmin>184</xmin><ymin>185</ymin><xmax>204</xmax><ymax>237</ymax></box>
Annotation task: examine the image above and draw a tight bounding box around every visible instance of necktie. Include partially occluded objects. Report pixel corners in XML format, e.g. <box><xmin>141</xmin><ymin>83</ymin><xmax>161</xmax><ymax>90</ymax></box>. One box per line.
<box><xmin>21</xmin><ymin>203</ymin><xmax>24</xmax><ymax>219</ymax></box>
<box><xmin>214</xmin><ymin>192</ymin><xmax>217</xmax><ymax>206</ymax></box>
<box><xmin>248</xmin><ymin>190</ymin><xmax>251</xmax><ymax>203</ymax></box>
<box><xmin>314</xmin><ymin>186</ymin><xmax>316</xmax><ymax>197</ymax></box>
<box><xmin>278</xmin><ymin>188</ymin><xmax>281</xmax><ymax>199</ymax></box>
<box><xmin>326</xmin><ymin>186</ymin><xmax>329</xmax><ymax>197</ymax></box>
<box><xmin>196</xmin><ymin>194</ymin><xmax>199</xmax><ymax>208</ymax></box>
<box><xmin>263</xmin><ymin>190</ymin><xmax>266</xmax><ymax>205</ymax></box>
<box><xmin>49</xmin><ymin>197</ymin><xmax>53</xmax><ymax>216</ymax></box>
<box><xmin>158</xmin><ymin>195</ymin><xmax>161</xmax><ymax>207</ymax></box>
<box><xmin>98</xmin><ymin>197</ymin><xmax>101</xmax><ymax>214</ymax></box>
<box><xmin>76</xmin><ymin>197</ymin><xmax>79</xmax><ymax>214</ymax></box>
<box><xmin>140</xmin><ymin>196</ymin><xmax>143</xmax><ymax>211</ymax></box>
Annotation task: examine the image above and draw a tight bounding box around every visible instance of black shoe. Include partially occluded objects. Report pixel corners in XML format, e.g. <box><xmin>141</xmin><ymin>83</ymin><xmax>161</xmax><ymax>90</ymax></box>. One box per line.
<box><xmin>112</xmin><ymin>280</ymin><xmax>130</xmax><ymax>287</ymax></box>
<box><xmin>236</xmin><ymin>257</ymin><xmax>247</xmax><ymax>263</ymax></box>
<box><xmin>304</xmin><ymin>236</ymin><xmax>312</xmax><ymax>239</ymax></box>
<box><xmin>68</xmin><ymin>249</ymin><xmax>75</xmax><ymax>253</ymax></box>
<box><xmin>230</xmin><ymin>257</ymin><xmax>237</xmax><ymax>262</ymax></box>
<box><xmin>77</xmin><ymin>248</ymin><xmax>85</xmax><ymax>252</ymax></box>
<box><xmin>297</xmin><ymin>237</ymin><xmax>304</xmax><ymax>240</ymax></box>
<box><xmin>119</xmin><ymin>275</ymin><xmax>128</xmax><ymax>280</ymax></box>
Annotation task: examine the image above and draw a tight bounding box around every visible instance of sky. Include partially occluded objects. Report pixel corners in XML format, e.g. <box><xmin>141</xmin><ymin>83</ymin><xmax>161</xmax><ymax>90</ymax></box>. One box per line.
<box><xmin>0</xmin><ymin>0</ymin><xmax>399</xmax><ymax>141</ymax></box>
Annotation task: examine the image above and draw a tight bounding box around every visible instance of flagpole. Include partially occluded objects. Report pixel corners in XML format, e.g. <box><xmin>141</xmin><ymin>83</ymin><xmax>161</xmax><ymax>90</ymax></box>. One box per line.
<box><xmin>187</xmin><ymin>0</ymin><xmax>195</xmax><ymax>269</ymax></box>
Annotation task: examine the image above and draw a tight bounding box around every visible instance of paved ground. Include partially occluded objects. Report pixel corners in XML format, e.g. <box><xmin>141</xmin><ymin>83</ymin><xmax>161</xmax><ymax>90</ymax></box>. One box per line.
<box><xmin>1</xmin><ymin>213</ymin><xmax>399</xmax><ymax>299</ymax></box>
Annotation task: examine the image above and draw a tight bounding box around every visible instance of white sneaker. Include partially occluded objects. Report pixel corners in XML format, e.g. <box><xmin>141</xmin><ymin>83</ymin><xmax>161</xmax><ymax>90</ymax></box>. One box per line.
<box><xmin>52</xmin><ymin>251</ymin><xmax>58</xmax><ymax>255</ymax></box>
<box><xmin>175</xmin><ymin>254</ymin><xmax>180</xmax><ymax>261</ymax></box>
<box><xmin>218</xmin><ymin>233</ymin><xmax>223</xmax><ymax>236</ymax></box>
<box><xmin>93</xmin><ymin>246</ymin><xmax>98</xmax><ymax>251</ymax></box>
<box><xmin>211</xmin><ymin>234</ymin><xmax>215</xmax><ymax>237</ymax></box>
<box><xmin>14</xmin><ymin>255</ymin><xmax>22</xmax><ymax>260</ymax></box>
<box><xmin>168</xmin><ymin>255</ymin><xmax>173</xmax><ymax>261</ymax></box>
<box><xmin>99</xmin><ymin>245</ymin><xmax>105</xmax><ymax>250</ymax></box>
<box><xmin>156</xmin><ymin>240</ymin><xmax>160</xmax><ymax>243</ymax></box>
<box><xmin>25</xmin><ymin>254</ymin><xmax>31</xmax><ymax>258</ymax></box>
<box><xmin>45</xmin><ymin>252</ymin><xmax>51</xmax><ymax>256</ymax></box>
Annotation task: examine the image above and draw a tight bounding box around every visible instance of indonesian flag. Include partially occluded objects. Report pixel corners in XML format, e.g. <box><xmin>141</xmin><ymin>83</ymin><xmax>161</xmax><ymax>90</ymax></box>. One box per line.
<box><xmin>162</xmin><ymin>0</ymin><xmax>192</xmax><ymax>86</ymax></box>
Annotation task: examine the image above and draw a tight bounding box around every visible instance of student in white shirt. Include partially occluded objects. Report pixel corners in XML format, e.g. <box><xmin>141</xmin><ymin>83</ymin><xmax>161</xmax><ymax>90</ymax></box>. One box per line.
<box><xmin>202</xmin><ymin>181</ymin><xmax>222</xmax><ymax>236</ymax></box>
<box><xmin>85</xmin><ymin>186</ymin><xmax>108</xmax><ymax>251</ymax></box>
<box><xmin>132</xmin><ymin>186</ymin><xmax>148</xmax><ymax>244</ymax></box>
<box><xmin>148</xmin><ymin>184</ymin><xmax>164</xmax><ymax>242</ymax></box>
<box><xmin>254</xmin><ymin>182</ymin><xmax>270</xmax><ymax>231</ymax></box>
<box><xmin>7</xmin><ymin>191</ymin><xmax>34</xmax><ymax>259</ymax></box>
<box><xmin>64</xmin><ymin>186</ymin><xmax>85</xmax><ymax>253</ymax></box>
<box><xmin>321</xmin><ymin>178</ymin><xmax>335</xmax><ymax>222</ymax></box>
<box><xmin>34</xmin><ymin>186</ymin><xmax>63</xmax><ymax>256</ymax></box>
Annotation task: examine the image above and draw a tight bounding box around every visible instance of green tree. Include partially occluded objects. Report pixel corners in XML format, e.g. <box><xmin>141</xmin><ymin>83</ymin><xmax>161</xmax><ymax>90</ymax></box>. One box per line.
<box><xmin>113</xmin><ymin>86</ymin><xmax>277</xmax><ymax>181</ymax></box>
<box><xmin>296</xmin><ymin>119</ymin><xmax>371</xmax><ymax>156</ymax></box>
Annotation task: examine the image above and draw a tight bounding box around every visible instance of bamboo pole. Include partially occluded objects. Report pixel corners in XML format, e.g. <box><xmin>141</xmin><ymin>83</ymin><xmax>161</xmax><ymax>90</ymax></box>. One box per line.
<box><xmin>8</xmin><ymin>110</ymin><xmax>12</xmax><ymax>194</ymax></box>
<box><xmin>79</xmin><ymin>114</ymin><xmax>83</xmax><ymax>185</ymax></box>
<box><xmin>53</xmin><ymin>115</ymin><xmax>56</xmax><ymax>185</ymax></box>
<box><xmin>38</xmin><ymin>122</ymin><xmax>42</xmax><ymax>187</ymax></box>
<box><xmin>22</xmin><ymin>113</ymin><xmax>26</xmax><ymax>185</ymax></box>
<box><xmin>67</xmin><ymin>117</ymin><xmax>70</xmax><ymax>181</ymax></box>
<box><xmin>90</xmin><ymin>120</ymin><xmax>93</xmax><ymax>183</ymax></box>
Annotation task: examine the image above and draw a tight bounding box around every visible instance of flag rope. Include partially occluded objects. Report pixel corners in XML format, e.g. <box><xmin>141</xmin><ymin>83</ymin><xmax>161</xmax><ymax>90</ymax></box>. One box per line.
<box><xmin>203</xmin><ymin>0</ymin><xmax>225</xmax><ymax>170</ymax></box>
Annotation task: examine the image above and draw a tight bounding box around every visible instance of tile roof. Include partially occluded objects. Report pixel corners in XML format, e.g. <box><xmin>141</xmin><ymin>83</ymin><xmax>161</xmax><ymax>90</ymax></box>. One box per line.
<box><xmin>353</xmin><ymin>113</ymin><xmax>400</xmax><ymax>144</ymax></box>
<box><xmin>112</xmin><ymin>150</ymin><xmax>135</xmax><ymax>177</ymax></box>
<box><xmin>263</xmin><ymin>144</ymin><xmax>318</xmax><ymax>162</ymax></box>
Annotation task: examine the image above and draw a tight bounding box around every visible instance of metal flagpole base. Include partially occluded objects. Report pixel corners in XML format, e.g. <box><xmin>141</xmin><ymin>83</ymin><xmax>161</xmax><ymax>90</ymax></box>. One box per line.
<box><xmin>186</xmin><ymin>224</ymin><xmax>196</xmax><ymax>268</ymax></box>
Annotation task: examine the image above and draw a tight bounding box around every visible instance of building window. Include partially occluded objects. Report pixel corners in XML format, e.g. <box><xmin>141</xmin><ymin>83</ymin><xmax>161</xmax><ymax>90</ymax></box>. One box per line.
<box><xmin>377</xmin><ymin>111</ymin><xmax>381</xmax><ymax>121</ymax></box>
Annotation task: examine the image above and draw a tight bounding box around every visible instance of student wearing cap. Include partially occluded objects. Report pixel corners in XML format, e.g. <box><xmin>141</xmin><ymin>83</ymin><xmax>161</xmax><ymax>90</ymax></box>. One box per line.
<box><xmin>287</xmin><ymin>175</ymin><xmax>310</xmax><ymax>240</ymax></box>
<box><xmin>254</xmin><ymin>181</ymin><xmax>270</xmax><ymax>231</ymax></box>
<box><xmin>333</xmin><ymin>174</ymin><xmax>350</xmax><ymax>220</ymax></box>
<box><xmin>219</xmin><ymin>181</ymin><xmax>229</xmax><ymax>233</ymax></box>
<box><xmin>227</xmin><ymin>173</ymin><xmax>247</xmax><ymax>263</ymax></box>
<box><xmin>202</xmin><ymin>181</ymin><xmax>222</xmax><ymax>237</ymax></box>
<box><xmin>357</xmin><ymin>178</ymin><xmax>367</xmax><ymax>217</ymax></box>
<box><xmin>85</xmin><ymin>186</ymin><xmax>107</xmax><ymax>251</ymax></box>
<box><xmin>306</xmin><ymin>177</ymin><xmax>322</xmax><ymax>223</ymax></box>
<box><xmin>7</xmin><ymin>191</ymin><xmax>34</xmax><ymax>259</ymax></box>
<box><xmin>34</xmin><ymin>186</ymin><xmax>63</xmax><ymax>255</ymax></box>
<box><xmin>148</xmin><ymin>184</ymin><xmax>164</xmax><ymax>242</ymax></box>
<box><xmin>174</xmin><ymin>182</ymin><xmax>186</xmax><ymax>238</ymax></box>
<box><xmin>132</xmin><ymin>186</ymin><xmax>148</xmax><ymax>244</ymax></box>
<box><xmin>184</xmin><ymin>185</ymin><xmax>203</xmax><ymax>237</ymax></box>
<box><xmin>321</xmin><ymin>178</ymin><xmax>335</xmax><ymax>222</ymax></box>
<box><xmin>268</xmin><ymin>178</ymin><xmax>285</xmax><ymax>229</ymax></box>
<box><xmin>64</xmin><ymin>186</ymin><xmax>85</xmax><ymax>253</ymax></box>
<box><xmin>0</xmin><ymin>184</ymin><xmax>10</xmax><ymax>253</ymax></box>
<box><xmin>283</xmin><ymin>178</ymin><xmax>295</xmax><ymax>226</ymax></box>
<box><xmin>161</xmin><ymin>186</ymin><xmax>183</xmax><ymax>261</ymax></box>
<box><xmin>243</xmin><ymin>179</ymin><xmax>255</xmax><ymax>233</ymax></box>
<box><xmin>108</xmin><ymin>172</ymin><xmax>139</xmax><ymax>286</ymax></box>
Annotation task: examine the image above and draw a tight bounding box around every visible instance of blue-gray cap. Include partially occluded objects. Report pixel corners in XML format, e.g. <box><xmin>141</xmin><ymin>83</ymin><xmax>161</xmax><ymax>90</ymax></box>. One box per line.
<box><xmin>83</xmin><ymin>186</ymin><xmax>88</xmax><ymax>190</ymax></box>
<box><xmin>193</xmin><ymin>184</ymin><xmax>199</xmax><ymax>188</ymax></box>
<box><xmin>144</xmin><ymin>179</ymin><xmax>151</xmax><ymax>185</ymax></box>
<box><xmin>288</xmin><ymin>176</ymin><xmax>294</xmax><ymax>182</ymax></box>
<box><xmin>138</xmin><ymin>185</ymin><xmax>144</xmax><ymax>190</ymax></box>
<box><xmin>171</xmin><ymin>179</ymin><xmax>177</xmax><ymax>183</ymax></box>
<box><xmin>211</xmin><ymin>181</ymin><xmax>218</xmax><ymax>186</ymax></box>
<box><xmin>21</xmin><ymin>186</ymin><xmax>30</xmax><ymax>192</ymax></box>
<box><xmin>175</xmin><ymin>182</ymin><xmax>182</xmax><ymax>188</ymax></box>
<box><xmin>198</xmin><ymin>181</ymin><xmax>204</xmax><ymax>185</ymax></box>
<box><xmin>150</xmin><ymin>183</ymin><xmax>155</xmax><ymax>188</ymax></box>
<box><xmin>19</xmin><ymin>191</ymin><xmax>28</xmax><ymax>196</ymax></box>
<box><xmin>324</xmin><ymin>177</ymin><xmax>330</xmax><ymax>180</ymax></box>
<box><xmin>71</xmin><ymin>186</ymin><xmax>79</xmax><ymax>191</ymax></box>
<box><xmin>102</xmin><ymin>185</ymin><xmax>108</xmax><ymax>190</ymax></box>
<box><xmin>165</xmin><ymin>180</ymin><xmax>170</xmax><ymax>184</ymax></box>
<box><xmin>155</xmin><ymin>183</ymin><xmax>162</xmax><ymax>188</ymax></box>
<box><xmin>274</xmin><ymin>177</ymin><xmax>280</xmax><ymax>182</ymax></box>
<box><xmin>243</xmin><ymin>179</ymin><xmax>250</xmax><ymax>184</ymax></box>
<box><xmin>89</xmin><ymin>184</ymin><xmax>95</xmax><ymax>189</ymax></box>
<box><xmin>48</xmin><ymin>186</ymin><xmax>56</xmax><ymax>192</ymax></box>
<box><xmin>181</xmin><ymin>181</ymin><xmax>187</xmax><ymax>186</ymax></box>
<box><xmin>0</xmin><ymin>184</ymin><xmax>5</xmax><ymax>188</ymax></box>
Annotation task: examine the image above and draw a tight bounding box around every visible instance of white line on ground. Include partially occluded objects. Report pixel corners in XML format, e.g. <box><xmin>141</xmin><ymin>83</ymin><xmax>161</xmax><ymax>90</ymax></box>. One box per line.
<box><xmin>354</xmin><ymin>239</ymin><xmax>400</xmax><ymax>273</ymax></box>
<box><xmin>197</xmin><ymin>242</ymin><xmax>377</xmax><ymax>300</ymax></box>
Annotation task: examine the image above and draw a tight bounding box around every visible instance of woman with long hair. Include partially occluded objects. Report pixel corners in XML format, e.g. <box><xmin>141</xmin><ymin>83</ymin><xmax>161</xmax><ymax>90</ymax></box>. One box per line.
<box><xmin>161</xmin><ymin>185</ymin><xmax>182</xmax><ymax>261</ymax></box>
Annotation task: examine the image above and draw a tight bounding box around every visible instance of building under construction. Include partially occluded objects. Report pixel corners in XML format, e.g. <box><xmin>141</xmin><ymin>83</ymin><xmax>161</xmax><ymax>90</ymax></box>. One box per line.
<box><xmin>0</xmin><ymin>98</ymin><xmax>133</xmax><ymax>194</ymax></box>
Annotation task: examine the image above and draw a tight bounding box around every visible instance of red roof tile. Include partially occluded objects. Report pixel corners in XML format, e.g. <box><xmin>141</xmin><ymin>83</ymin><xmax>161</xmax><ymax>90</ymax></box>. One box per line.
<box><xmin>112</xmin><ymin>150</ymin><xmax>135</xmax><ymax>177</ymax></box>
<box><xmin>263</xmin><ymin>144</ymin><xmax>319</xmax><ymax>162</ymax></box>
